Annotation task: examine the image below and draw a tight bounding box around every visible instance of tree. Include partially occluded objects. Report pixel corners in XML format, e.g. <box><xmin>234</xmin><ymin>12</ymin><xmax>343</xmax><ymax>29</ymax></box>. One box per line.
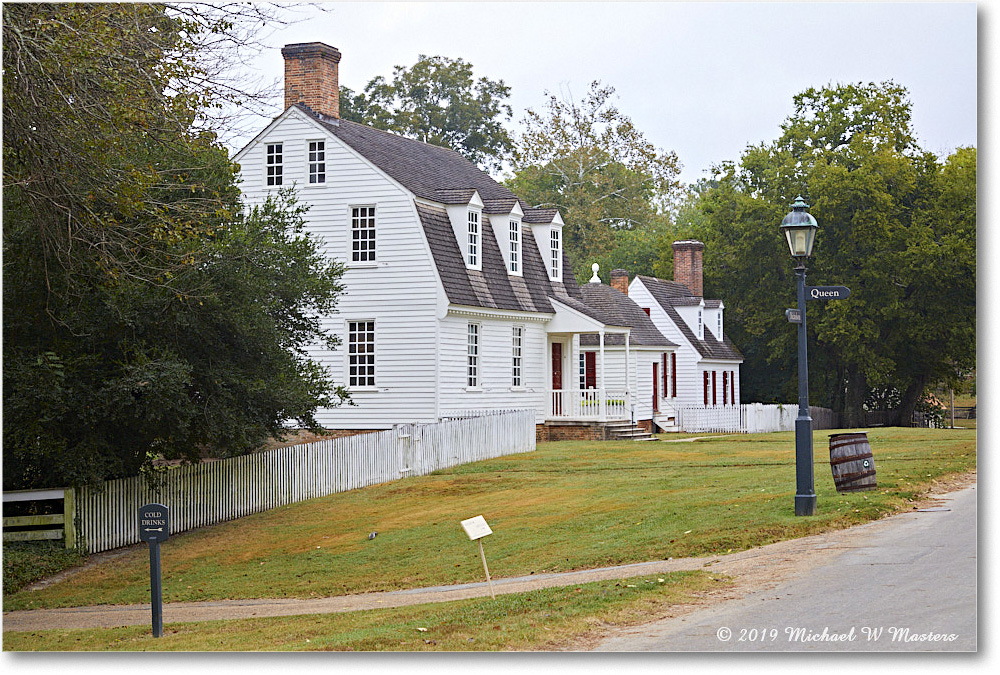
<box><xmin>340</xmin><ymin>55</ymin><xmax>513</xmax><ymax>172</ymax></box>
<box><xmin>3</xmin><ymin>4</ymin><xmax>347</xmax><ymax>489</ymax></box>
<box><xmin>506</xmin><ymin>82</ymin><xmax>682</xmax><ymax>281</ymax></box>
<box><xmin>694</xmin><ymin>82</ymin><xmax>975</xmax><ymax>425</ymax></box>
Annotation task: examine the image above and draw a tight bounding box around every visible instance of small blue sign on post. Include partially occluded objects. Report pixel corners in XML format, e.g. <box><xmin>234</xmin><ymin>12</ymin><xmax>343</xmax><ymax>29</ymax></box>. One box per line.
<box><xmin>139</xmin><ymin>503</ymin><xmax>169</xmax><ymax>637</ymax></box>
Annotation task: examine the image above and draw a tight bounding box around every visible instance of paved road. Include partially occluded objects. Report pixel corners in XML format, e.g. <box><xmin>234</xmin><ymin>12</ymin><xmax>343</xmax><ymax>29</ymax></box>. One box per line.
<box><xmin>594</xmin><ymin>484</ymin><xmax>977</xmax><ymax>652</ymax></box>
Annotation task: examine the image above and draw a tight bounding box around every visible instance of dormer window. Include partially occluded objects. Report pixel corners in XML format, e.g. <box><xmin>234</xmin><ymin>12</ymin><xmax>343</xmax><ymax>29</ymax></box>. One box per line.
<box><xmin>717</xmin><ymin>312</ymin><xmax>723</xmax><ymax>340</ymax></box>
<box><xmin>698</xmin><ymin>309</ymin><xmax>703</xmax><ymax>339</ymax></box>
<box><xmin>549</xmin><ymin>228</ymin><xmax>561</xmax><ymax>280</ymax></box>
<box><xmin>467</xmin><ymin>210</ymin><xmax>479</xmax><ymax>267</ymax></box>
<box><xmin>509</xmin><ymin>220</ymin><xmax>521</xmax><ymax>274</ymax></box>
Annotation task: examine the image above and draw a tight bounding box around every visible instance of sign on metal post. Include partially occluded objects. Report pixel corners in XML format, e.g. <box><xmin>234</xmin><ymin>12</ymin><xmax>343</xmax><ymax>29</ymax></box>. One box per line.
<box><xmin>460</xmin><ymin>515</ymin><xmax>496</xmax><ymax>600</ymax></box>
<box><xmin>807</xmin><ymin>285</ymin><xmax>851</xmax><ymax>300</ymax></box>
<box><xmin>139</xmin><ymin>503</ymin><xmax>169</xmax><ymax>637</ymax></box>
<box><xmin>785</xmin><ymin>308</ymin><xmax>802</xmax><ymax>324</ymax></box>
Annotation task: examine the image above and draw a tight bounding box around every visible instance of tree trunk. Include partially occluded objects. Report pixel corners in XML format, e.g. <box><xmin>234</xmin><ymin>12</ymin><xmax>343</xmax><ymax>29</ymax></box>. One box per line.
<box><xmin>897</xmin><ymin>376</ymin><xmax>928</xmax><ymax>427</ymax></box>
<box><xmin>842</xmin><ymin>363</ymin><xmax>868</xmax><ymax>428</ymax></box>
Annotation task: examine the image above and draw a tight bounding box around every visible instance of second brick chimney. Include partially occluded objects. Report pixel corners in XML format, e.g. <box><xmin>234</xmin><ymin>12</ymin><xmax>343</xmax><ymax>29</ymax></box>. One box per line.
<box><xmin>610</xmin><ymin>269</ymin><xmax>629</xmax><ymax>296</ymax></box>
<box><xmin>672</xmin><ymin>240</ymin><xmax>704</xmax><ymax>297</ymax></box>
<box><xmin>282</xmin><ymin>42</ymin><xmax>342</xmax><ymax>119</ymax></box>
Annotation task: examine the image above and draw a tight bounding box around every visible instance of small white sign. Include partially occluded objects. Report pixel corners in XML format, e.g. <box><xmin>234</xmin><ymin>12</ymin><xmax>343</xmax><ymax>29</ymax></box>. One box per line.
<box><xmin>460</xmin><ymin>515</ymin><xmax>493</xmax><ymax>541</ymax></box>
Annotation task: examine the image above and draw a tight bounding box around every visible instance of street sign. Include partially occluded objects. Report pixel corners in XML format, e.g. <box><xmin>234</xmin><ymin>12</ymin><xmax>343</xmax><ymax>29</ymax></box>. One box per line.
<box><xmin>139</xmin><ymin>503</ymin><xmax>169</xmax><ymax>542</ymax></box>
<box><xmin>786</xmin><ymin>308</ymin><xmax>802</xmax><ymax>324</ymax></box>
<box><xmin>139</xmin><ymin>503</ymin><xmax>169</xmax><ymax>637</ymax></box>
<box><xmin>807</xmin><ymin>285</ymin><xmax>851</xmax><ymax>300</ymax></box>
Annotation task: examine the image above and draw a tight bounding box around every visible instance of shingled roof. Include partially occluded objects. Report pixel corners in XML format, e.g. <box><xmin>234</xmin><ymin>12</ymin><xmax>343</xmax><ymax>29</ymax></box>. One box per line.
<box><xmin>636</xmin><ymin>275</ymin><xmax>742</xmax><ymax>360</ymax></box>
<box><xmin>577</xmin><ymin>283</ymin><xmax>676</xmax><ymax>348</ymax></box>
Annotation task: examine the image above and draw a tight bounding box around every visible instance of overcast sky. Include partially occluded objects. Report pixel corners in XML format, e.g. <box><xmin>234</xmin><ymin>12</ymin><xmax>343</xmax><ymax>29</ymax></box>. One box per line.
<box><xmin>237</xmin><ymin>1</ymin><xmax>979</xmax><ymax>187</ymax></box>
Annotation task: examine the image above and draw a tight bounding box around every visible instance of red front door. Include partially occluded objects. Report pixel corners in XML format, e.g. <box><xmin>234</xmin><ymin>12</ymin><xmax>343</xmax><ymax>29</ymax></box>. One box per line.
<box><xmin>552</xmin><ymin>343</ymin><xmax>563</xmax><ymax>416</ymax></box>
<box><xmin>652</xmin><ymin>364</ymin><xmax>659</xmax><ymax>413</ymax></box>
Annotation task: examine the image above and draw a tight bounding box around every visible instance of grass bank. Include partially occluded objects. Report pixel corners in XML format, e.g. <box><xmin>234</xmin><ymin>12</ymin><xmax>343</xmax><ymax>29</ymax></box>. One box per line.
<box><xmin>3</xmin><ymin>571</ymin><xmax>727</xmax><ymax>651</ymax></box>
<box><xmin>4</xmin><ymin>427</ymin><xmax>975</xmax><ymax>613</ymax></box>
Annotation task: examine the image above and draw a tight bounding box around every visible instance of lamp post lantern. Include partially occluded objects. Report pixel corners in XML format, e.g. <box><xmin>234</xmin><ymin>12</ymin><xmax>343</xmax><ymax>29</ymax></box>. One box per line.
<box><xmin>781</xmin><ymin>196</ymin><xmax>818</xmax><ymax>516</ymax></box>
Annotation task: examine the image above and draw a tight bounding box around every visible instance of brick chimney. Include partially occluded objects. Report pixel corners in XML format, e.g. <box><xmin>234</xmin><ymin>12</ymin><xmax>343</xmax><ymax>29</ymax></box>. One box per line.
<box><xmin>610</xmin><ymin>269</ymin><xmax>629</xmax><ymax>295</ymax></box>
<box><xmin>281</xmin><ymin>42</ymin><xmax>342</xmax><ymax>119</ymax></box>
<box><xmin>672</xmin><ymin>240</ymin><xmax>704</xmax><ymax>297</ymax></box>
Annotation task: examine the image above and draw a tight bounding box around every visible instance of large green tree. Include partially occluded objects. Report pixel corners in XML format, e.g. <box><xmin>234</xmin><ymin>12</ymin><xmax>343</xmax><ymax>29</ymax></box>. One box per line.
<box><xmin>506</xmin><ymin>82</ymin><xmax>683</xmax><ymax>281</ymax></box>
<box><xmin>3</xmin><ymin>4</ymin><xmax>347</xmax><ymax>489</ymax></box>
<box><xmin>340</xmin><ymin>54</ymin><xmax>513</xmax><ymax>172</ymax></box>
<box><xmin>694</xmin><ymin>82</ymin><xmax>975</xmax><ymax>425</ymax></box>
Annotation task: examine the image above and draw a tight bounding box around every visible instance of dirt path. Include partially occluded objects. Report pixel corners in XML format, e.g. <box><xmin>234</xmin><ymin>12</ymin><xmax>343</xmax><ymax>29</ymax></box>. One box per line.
<box><xmin>3</xmin><ymin>472</ymin><xmax>975</xmax><ymax>634</ymax></box>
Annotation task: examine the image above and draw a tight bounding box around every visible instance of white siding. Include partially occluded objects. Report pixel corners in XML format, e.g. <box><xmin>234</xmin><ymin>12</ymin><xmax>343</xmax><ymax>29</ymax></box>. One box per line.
<box><xmin>239</xmin><ymin>113</ymin><xmax>443</xmax><ymax>428</ymax></box>
<box><xmin>438</xmin><ymin>313</ymin><xmax>549</xmax><ymax>423</ymax></box>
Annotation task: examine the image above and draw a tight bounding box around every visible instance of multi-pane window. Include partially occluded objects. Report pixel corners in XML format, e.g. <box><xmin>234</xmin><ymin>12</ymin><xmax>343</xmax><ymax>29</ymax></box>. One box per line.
<box><xmin>717</xmin><ymin>312</ymin><xmax>723</xmax><ymax>340</ymax></box>
<box><xmin>308</xmin><ymin>141</ymin><xmax>326</xmax><ymax>183</ymax></box>
<box><xmin>351</xmin><ymin>206</ymin><xmax>376</xmax><ymax>262</ymax></box>
<box><xmin>697</xmin><ymin>310</ymin><xmax>703</xmax><ymax>339</ymax></box>
<box><xmin>467</xmin><ymin>323</ymin><xmax>480</xmax><ymax>387</ymax></box>
<box><xmin>509</xmin><ymin>220</ymin><xmax>521</xmax><ymax>273</ymax></box>
<box><xmin>266</xmin><ymin>143</ymin><xmax>283</xmax><ymax>186</ymax></box>
<box><xmin>348</xmin><ymin>321</ymin><xmax>375</xmax><ymax>387</ymax></box>
<box><xmin>512</xmin><ymin>326</ymin><xmax>523</xmax><ymax>387</ymax></box>
<box><xmin>467</xmin><ymin>211</ymin><xmax>479</xmax><ymax>267</ymax></box>
<box><xmin>509</xmin><ymin>221</ymin><xmax>521</xmax><ymax>273</ymax></box>
<box><xmin>549</xmin><ymin>229</ymin><xmax>561</xmax><ymax>279</ymax></box>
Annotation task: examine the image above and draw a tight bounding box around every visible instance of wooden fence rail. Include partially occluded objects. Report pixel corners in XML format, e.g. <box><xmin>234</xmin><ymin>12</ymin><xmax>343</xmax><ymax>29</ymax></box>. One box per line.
<box><xmin>74</xmin><ymin>410</ymin><xmax>535</xmax><ymax>554</ymax></box>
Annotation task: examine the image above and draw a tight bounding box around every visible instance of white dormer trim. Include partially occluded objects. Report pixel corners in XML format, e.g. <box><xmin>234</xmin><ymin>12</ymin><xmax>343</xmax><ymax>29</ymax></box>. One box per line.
<box><xmin>494</xmin><ymin>201</ymin><xmax>525</xmax><ymax>278</ymax></box>
<box><xmin>530</xmin><ymin>214</ymin><xmax>564</xmax><ymax>284</ymax></box>
<box><xmin>445</xmin><ymin>191</ymin><xmax>484</xmax><ymax>272</ymax></box>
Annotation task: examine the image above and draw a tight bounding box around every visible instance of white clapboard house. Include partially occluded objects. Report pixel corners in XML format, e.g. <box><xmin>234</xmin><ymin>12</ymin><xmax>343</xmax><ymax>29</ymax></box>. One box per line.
<box><xmin>624</xmin><ymin>241</ymin><xmax>744</xmax><ymax>414</ymax></box>
<box><xmin>235</xmin><ymin>42</ymin><xmax>681</xmax><ymax>440</ymax></box>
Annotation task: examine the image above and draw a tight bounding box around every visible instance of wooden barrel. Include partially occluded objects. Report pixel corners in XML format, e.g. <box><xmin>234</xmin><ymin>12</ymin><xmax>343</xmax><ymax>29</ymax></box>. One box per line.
<box><xmin>829</xmin><ymin>432</ymin><xmax>877</xmax><ymax>492</ymax></box>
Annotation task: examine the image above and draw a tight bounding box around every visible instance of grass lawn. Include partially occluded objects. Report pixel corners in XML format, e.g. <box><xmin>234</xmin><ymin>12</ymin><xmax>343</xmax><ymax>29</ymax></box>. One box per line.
<box><xmin>3</xmin><ymin>571</ymin><xmax>728</xmax><ymax>651</ymax></box>
<box><xmin>3</xmin><ymin>427</ymin><xmax>974</xmax><ymax>615</ymax></box>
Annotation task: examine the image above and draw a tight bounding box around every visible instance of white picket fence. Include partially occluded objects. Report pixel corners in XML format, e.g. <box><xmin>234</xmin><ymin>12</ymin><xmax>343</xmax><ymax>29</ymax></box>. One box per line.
<box><xmin>674</xmin><ymin>403</ymin><xmax>838</xmax><ymax>433</ymax></box>
<box><xmin>76</xmin><ymin>410</ymin><xmax>535</xmax><ymax>554</ymax></box>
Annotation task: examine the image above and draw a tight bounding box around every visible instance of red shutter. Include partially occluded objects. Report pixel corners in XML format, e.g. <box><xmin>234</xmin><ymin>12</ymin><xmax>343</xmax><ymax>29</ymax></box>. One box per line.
<box><xmin>723</xmin><ymin>371</ymin><xmax>728</xmax><ymax>406</ymax></box>
<box><xmin>671</xmin><ymin>354</ymin><xmax>677</xmax><ymax>398</ymax></box>
<box><xmin>703</xmin><ymin>371</ymin><xmax>709</xmax><ymax>405</ymax></box>
<box><xmin>652</xmin><ymin>365</ymin><xmax>659</xmax><ymax>413</ymax></box>
<box><xmin>584</xmin><ymin>351</ymin><xmax>597</xmax><ymax>389</ymax></box>
<box><xmin>731</xmin><ymin>370</ymin><xmax>736</xmax><ymax>405</ymax></box>
<box><xmin>712</xmin><ymin>371</ymin><xmax>717</xmax><ymax>406</ymax></box>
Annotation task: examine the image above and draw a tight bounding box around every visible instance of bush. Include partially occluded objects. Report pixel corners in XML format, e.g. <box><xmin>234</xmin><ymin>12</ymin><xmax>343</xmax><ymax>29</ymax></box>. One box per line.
<box><xmin>3</xmin><ymin>540</ymin><xmax>85</xmax><ymax>595</ymax></box>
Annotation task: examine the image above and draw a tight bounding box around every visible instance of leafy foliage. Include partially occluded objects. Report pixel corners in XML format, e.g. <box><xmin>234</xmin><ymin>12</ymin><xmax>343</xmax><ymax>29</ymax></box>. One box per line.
<box><xmin>3</xmin><ymin>5</ymin><xmax>347</xmax><ymax>489</ymax></box>
<box><xmin>506</xmin><ymin>82</ymin><xmax>682</xmax><ymax>280</ymax></box>
<box><xmin>340</xmin><ymin>54</ymin><xmax>513</xmax><ymax>172</ymax></box>
<box><xmin>694</xmin><ymin>82</ymin><xmax>975</xmax><ymax>424</ymax></box>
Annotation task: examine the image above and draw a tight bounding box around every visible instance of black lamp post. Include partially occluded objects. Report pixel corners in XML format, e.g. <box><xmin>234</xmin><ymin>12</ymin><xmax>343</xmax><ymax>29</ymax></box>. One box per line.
<box><xmin>781</xmin><ymin>196</ymin><xmax>818</xmax><ymax>516</ymax></box>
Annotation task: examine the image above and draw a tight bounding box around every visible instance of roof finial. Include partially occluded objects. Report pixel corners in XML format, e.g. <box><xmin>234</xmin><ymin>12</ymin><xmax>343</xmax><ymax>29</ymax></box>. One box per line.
<box><xmin>590</xmin><ymin>263</ymin><xmax>601</xmax><ymax>283</ymax></box>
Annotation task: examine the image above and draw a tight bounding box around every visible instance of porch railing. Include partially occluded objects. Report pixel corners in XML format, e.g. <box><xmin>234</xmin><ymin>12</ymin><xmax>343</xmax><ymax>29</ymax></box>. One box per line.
<box><xmin>549</xmin><ymin>389</ymin><xmax>630</xmax><ymax>421</ymax></box>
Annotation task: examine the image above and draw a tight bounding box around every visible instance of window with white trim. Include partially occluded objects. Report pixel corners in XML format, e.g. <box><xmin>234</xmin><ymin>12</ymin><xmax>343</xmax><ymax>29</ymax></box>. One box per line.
<box><xmin>348</xmin><ymin>321</ymin><xmax>375</xmax><ymax>387</ymax></box>
<box><xmin>717</xmin><ymin>312</ymin><xmax>723</xmax><ymax>340</ymax></box>
<box><xmin>509</xmin><ymin>220</ymin><xmax>521</xmax><ymax>274</ymax></box>
<box><xmin>467</xmin><ymin>323</ymin><xmax>480</xmax><ymax>387</ymax></box>
<box><xmin>351</xmin><ymin>206</ymin><xmax>376</xmax><ymax>263</ymax></box>
<box><xmin>698</xmin><ymin>310</ymin><xmax>703</xmax><ymax>339</ymax></box>
<box><xmin>266</xmin><ymin>143</ymin><xmax>283</xmax><ymax>186</ymax></box>
<box><xmin>549</xmin><ymin>228</ymin><xmax>561</xmax><ymax>279</ymax></box>
<box><xmin>512</xmin><ymin>325</ymin><xmax>523</xmax><ymax>387</ymax></box>
<box><xmin>308</xmin><ymin>141</ymin><xmax>325</xmax><ymax>183</ymax></box>
<box><xmin>467</xmin><ymin>210</ymin><xmax>479</xmax><ymax>267</ymax></box>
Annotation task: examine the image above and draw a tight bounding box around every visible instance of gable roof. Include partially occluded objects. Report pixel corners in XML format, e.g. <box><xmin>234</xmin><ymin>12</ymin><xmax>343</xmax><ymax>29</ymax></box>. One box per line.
<box><xmin>577</xmin><ymin>283</ymin><xmax>676</xmax><ymax>348</ymax></box>
<box><xmin>636</xmin><ymin>275</ymin><xmax>742</xmax><ymax>361</ymax></box>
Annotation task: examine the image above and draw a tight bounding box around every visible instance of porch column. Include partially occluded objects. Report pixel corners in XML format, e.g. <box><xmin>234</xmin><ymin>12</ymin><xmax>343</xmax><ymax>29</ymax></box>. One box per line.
<box><xmin>599</xmin><ymin>329</ymin><xmax>606</xmax><ymax>421</ymax></box>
